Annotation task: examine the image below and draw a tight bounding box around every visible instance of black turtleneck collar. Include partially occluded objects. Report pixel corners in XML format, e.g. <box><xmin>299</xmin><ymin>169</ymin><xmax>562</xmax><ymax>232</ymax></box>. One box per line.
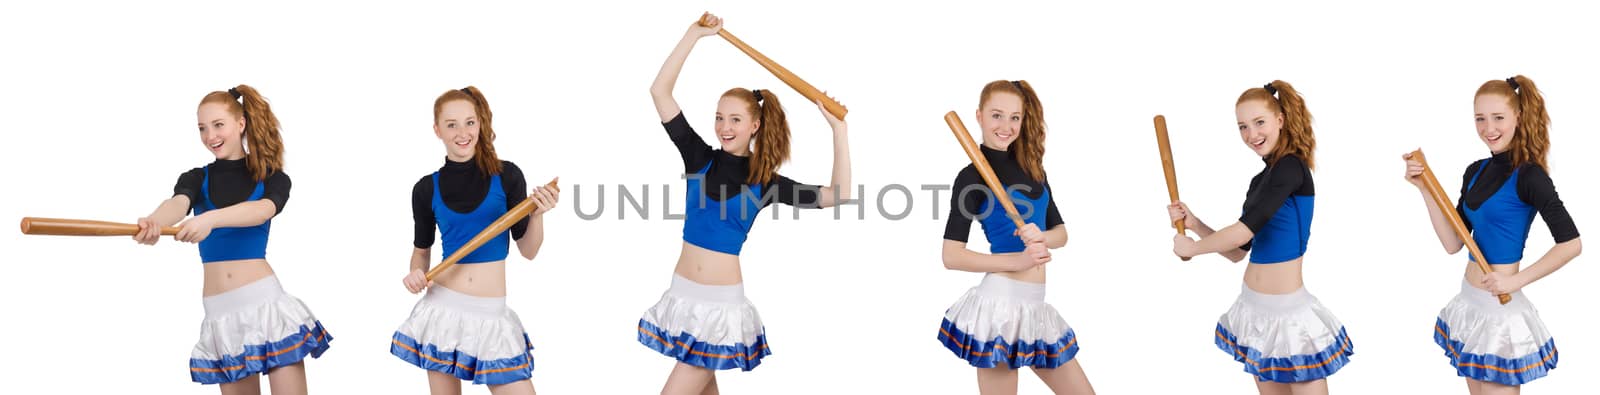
<box><xmin>981</xmin><ymin>145</ymin><xmax>1014</xmax><ymax>164</ymax></box>
<box><xmin>1461</xmin><ymin>151</ymin><xmax>1518</xmax><ymax>209</ymax></box>
<box><xmin>1490</xmin><ymin>150</ymin><xmax>1513</xmax><ymax>165</ymax></box>
<box><xmin>210</xmin><ymin>157</ymin><xmax>248</xmax><ymax>171</ymax></box>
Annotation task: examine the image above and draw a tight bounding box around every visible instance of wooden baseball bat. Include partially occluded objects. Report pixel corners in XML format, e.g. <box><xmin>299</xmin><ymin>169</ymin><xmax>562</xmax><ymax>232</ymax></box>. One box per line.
<box><xmin>697</xmin><ymin>14</ymin><xmax>848</xmax><ymax>120</ymax></box>
<box><xmin>426</xmin><ymin>178</ymin><xmax>561</xmax><ymax>282</ymax></box>
<box><xmin>1409</xmin><ymin>149</ymin><xmax>1510</xmax><ymax>304</ymax></box>
<box><xmin>1153</xmin><ymin>115</ymin><xmax>1191</xmax><ymax>261</ymax></box>
<box><xmin>944</xmin><ymin>112</ymin><xmax>1026</xmax><ymax>230</ymax></box>
<box><xmin>20</xmin><ymin>217</ymin><xmax>179</xmax><ymax>236</ymax></box>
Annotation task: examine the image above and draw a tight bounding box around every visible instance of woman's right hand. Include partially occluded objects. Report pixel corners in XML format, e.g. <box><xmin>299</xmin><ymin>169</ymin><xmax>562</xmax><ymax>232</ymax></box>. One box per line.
<box><xmin>1167</xmin><ymin>201</ymin><xmax>1200</xmax><ymax>231</ymax></box>
<box><xmin>403</xmin><ymin>268</ymin><xmax>432</xmax><ymax>294</ymax></box>
<box><xmin>1008</xmin><ymin>242</ymin><xmax>1051</xmax><ymax>271</ymax></box>
<box><xmin>690</xmin><ymin>12</ymin><xmax>723</xmax><ymax>38</ymax></box>
<box><xmin>133</xmin><ymin>217</ymin><xmax>161</xmax><ymax>245</ymax></box>
<box><xmin>1402</xmin><ymin>152</ymin><xmax>1426</xmax><ymax>188</ymax></box>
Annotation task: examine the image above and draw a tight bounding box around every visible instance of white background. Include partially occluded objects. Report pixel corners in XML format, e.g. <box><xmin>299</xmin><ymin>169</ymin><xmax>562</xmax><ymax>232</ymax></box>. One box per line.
<box><xmin>1</xmin><ymin>0</ymin><xmax>1595</xmax><ymax>393</ymax></box>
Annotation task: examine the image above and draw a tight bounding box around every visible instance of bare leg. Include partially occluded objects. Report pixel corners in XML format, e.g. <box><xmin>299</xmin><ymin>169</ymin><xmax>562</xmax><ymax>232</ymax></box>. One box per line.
<box><xmin>489</xmin><ymin>379</ymin><xmax>537</xmax><ymax>395</ymax></box>
<box><xmin>264</xmin><ymin>362</ymin><xmax>308</xmax><ymax>395</ymax></box>
<box><xmin>977</xmin><ymin>366</ymin><xmax>1020</xmax><ymax>395</ymax></box>
<box><xmin>1254</xmin><ymin>380</ymin><xmax>1292</xmax><ymax>395</ymax></box>
<box><xmin>661</xmin><ymin>362</ymin><xmax>714</xmax><ymax>395</ymax></box>
<box><xmin>218</xmin><ymin>375</ymin><xmax>262</xmax><ymax>395</ymax></box>
<box><xmin>1031</xmin><ymin>359</ymin><xmax>1094</xmax><ymax>394</ymax></box>
<box><xmin>1473</xmin><ymin>379</ymin><xmax>1520</xmax><ymax>395</ymax></box>
<box><xmin>1465</xmin><ymin>378</ymin><xmax>1484</xmax><ymax>395</ymax></box>
<box><xmin>427</xmin><ymin>371</ymin><xmax>463</xmax><ymax>395</ymax></box>
<box><xmin>700</xmin><ymin>374</ymin><xmax>719</xmax><ymax>395</ymax></box>
<box><xmin>1288</xmin><ymin>379</ymin><xmax>1327</xmax><ymax>395</ymax></box>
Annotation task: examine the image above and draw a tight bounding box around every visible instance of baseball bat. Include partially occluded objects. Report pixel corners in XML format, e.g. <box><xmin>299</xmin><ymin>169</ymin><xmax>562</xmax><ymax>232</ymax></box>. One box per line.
<box><xmin>20</xmin><ymin>217</ymin><xmax>179</xmax><ymax>236</ymax></box>
<box><xmin>944</xmin><ymin>112</ymin><xmax>1026</xmax><ymax>230</ymax></box>
<box><xmin>426</xmin><ymin>178</ymin><xmax>561</xmax><ymax>282</ymax></box>
<box><xmin>1153</xmin><ymin>115</ymin><xmax>1192</xmax><ymax>261</ymax></box>
<box><xmin>1409</xmin><ymin>149</ymin><xmax>1510</xmax><ymax>304</ymax></box>
<box><xmin>698</xmin><ymin>14</ymin><xmax>848</xmax><ymax>120</ymax></box>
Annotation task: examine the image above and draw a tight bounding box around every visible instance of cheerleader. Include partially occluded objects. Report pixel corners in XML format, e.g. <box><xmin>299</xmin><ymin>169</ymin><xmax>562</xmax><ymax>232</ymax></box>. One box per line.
<box><xmin>1401</xmin><ymin>75</ymin><xmax>1580</xmax><ymax>394</ymax></box>
<box><xmin>132</xmin><ymin>85</ymin><xmax>332</xmax><ymax>393</ymax></box>
<box><xmin>937</xmin><ymin>80</ymin><xmax>1095</xmax><ymax>395</ymax></box>
<box><xmin>639</xmin><ymin>13</ymin><xmax>852</xmax><ymax>395</ymax></box>
<box><xmin>1169</xmin><ymin>81</ymin><xmax>1353</xmax><ymax>394</ymax></box>
<box><xmin>392</xmin><ymin>86</ymin><xmax>558</xmax><ymax>395</ymax></box>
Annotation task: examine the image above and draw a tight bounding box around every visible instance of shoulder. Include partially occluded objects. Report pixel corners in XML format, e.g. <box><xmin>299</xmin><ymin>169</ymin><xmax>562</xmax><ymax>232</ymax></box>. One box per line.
<box><xmin>180</xmin><ymin>166</ymin><xmax>205</xmax><ymax>179</ymax></box>
<box><xmin>1268</xmin><ymin>155</ymin><xmax>1310</xmax><ymax>182</ymax></box>
<box><xmin>1271</xmin><ymin>155</ymin><xmax>1308</xmax><ymax>172</ymax></box>
<box><xmin>265</xmin><ymin>169</ymin><xmax>290</xmax><ymax>183</ymax></box>
<box><xmin>1517</xmin><ymin>163</ymin><xmax>1551</xmax><ymax>180</ymax></box>
<box><xmin>500</xmin><ymin>160</ymin><xmax>523</xmax><ymax>175</ymax></box>
<box><xmin>413</xmin><ymin>173</ymin><xmax>434</xmax><ymax>194</ymax></box>
<box><xmin>1516</xmin><ymin>163</ymin><xmax>1556</xmax><ymax>191</ymax></box>
<box><xmin>953</xmin><ymin>165</ymin><xmax>981</xmax><ymax>184</ymax></box>
<box><xmin>1463</xmin><ymin>158</ymin><xmax>1491</xmax><ymax>178</ymax></box>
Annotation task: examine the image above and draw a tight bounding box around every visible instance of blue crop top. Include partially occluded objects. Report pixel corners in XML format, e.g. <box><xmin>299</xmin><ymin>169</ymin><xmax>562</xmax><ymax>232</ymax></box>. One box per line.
<box><xmin>172</xmin><ymin>159</ymin><xmax>290</xmax><ymax>264</ymax></box>
<box><xmin>1238</xmin><ymin>155</ymin><xmax>1314</xmax><ymax>264</ymax></box>
<box><xmin>661</xmin><ymin>112</ymin><xmax>823</xmax><ymax>256</ymax></box>
<box><xmin>943</xmin><ymin>146</ymin><xmax>1065</xmax><ymax>253</ymax></box>
<box><xmin>430</xmin><ymin>172</ymin><xmax>510</xmax><ymax>264</ymax></box>
<box><xmin>1457</xmin><ymin>153</ymin><xmax>1580</xmax><ymax>264</ymax></box>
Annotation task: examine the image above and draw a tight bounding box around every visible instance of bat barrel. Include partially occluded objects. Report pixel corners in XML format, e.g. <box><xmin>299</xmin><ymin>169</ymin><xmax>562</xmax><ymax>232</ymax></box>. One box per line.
<box><xmin>698</xmin><ymin>14</ymin><xmax>847</xmax><ymax>119</ymax></box>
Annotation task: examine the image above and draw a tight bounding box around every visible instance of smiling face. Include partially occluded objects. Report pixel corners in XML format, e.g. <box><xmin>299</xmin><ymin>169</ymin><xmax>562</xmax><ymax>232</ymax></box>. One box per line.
<box><xmin>977</xmin><ymin>92</ymin><xmax>1024</xmax><ymax>150</ymax></box>
<box><xmin>433</xmin><ymin>99</ymin><xmax>480</xmax><ymax>162</ymax></box>
<box><xmin>715</xmin><ymin>96</ymin><xmax>759</xmax><ymax>156</ymax></box>
<box><xmin>196</xmin><ymin>102</ymin><xmax>246</xmax><ymax>160</ymax></box>
<box><xmin>1235</xmin><ymin>99</ymin><xmax>1284</xmax><ymax>158</ymax></box>
<box><xmin>1474</xmin><ymin>94</ymin><xmax>1518</xmax><ymax>154</ymax></box>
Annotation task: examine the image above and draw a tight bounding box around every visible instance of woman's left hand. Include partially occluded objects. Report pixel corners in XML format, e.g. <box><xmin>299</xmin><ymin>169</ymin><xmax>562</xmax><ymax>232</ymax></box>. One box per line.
<box><xmin>1172</xmin><ymin>234</ymin><xmax>1198</xmax><ymax>259</ymax></box>
<box><xmin>528</xmin><ymin>185</ymin><xmax>559</xmax><ymax>217</ymax></box>
<box><xmin>1014</xmin><ymin>223</ymin><xmax>1045</xmax><ymax>245</ymax></box>
<box><xmin>1480</xmin><ymin>271</ymin><xmax>1526</xmax><ymax>295</ymax></box>
<box><xmin>816</xmin><ymin>93</ymin><xmax>846</xmax><ymax>130</ymax></box>
<box><xmin>175</xmin><ymin>215</ymin><xmax>217</xmax><ymax>243</ymax></box>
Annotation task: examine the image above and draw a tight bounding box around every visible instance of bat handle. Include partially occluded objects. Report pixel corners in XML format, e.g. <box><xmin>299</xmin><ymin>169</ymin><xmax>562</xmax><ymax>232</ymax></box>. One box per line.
<box><xmin>1497</xmin><ymin>293</ymin><xmax>1512</xmax><ymax>305</ymax></box>
<box><xmin>1171</xmin><ymin>208</ymin><xmax>1193</xmax><ymax>262</ymax></box>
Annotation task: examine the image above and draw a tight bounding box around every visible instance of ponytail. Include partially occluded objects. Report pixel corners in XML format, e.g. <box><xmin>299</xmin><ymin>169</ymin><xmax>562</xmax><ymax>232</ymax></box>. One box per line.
<box><xmin>1237</xmin><ymin>80</ymin><xmax>1316</xmax><ymax>170</ymax></box>
<box><xmin>201</xmin><ymin>84</ymin><xmax>284</xmax><ymax>181</ymax></box>
<box><xmin>433</xmin><ymin>86</ymin><xmax>503</xmax><ymax>175</ymax></box>
<box><xmin>979</xmin><ymin>80</ymin><xmax>1047</xmax><ymax>182</ymax></box>
<box><xmin>1477</xmin><ymin>75</ymin><xmax>1550</xmax><ymax>170</ymax></box>
<box><xmin>723</xmin><ymin>88</ymin><xmax>791</xmax><ymax>185</ymax></box>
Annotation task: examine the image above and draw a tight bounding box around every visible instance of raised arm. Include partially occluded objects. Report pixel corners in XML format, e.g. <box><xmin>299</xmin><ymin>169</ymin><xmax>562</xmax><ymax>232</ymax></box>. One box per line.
<box><xmin>1402</xmin><ymin>152</ymin><xmax>1467</xmax><ymax>254</ymax></box>
<box><xmin>811</xmin><ymin>97</ymin><xmax>852</xmax><ymax>208</ymax></box>
<box><xmin>650</xmin><ymin>13</ymin><xmax>724</xmax><ymax>123</ymax></box>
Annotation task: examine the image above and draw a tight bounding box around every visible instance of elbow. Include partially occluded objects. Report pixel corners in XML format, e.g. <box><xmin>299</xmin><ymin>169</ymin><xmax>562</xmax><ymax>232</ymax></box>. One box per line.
<box><xmin>1570</xmin><ymin>238</ymin><xmax>1583</xmax><ymax>258</ymax></box>
<box><xmin>517</xmin><ymin>238</ymin><xmax>543</xmax><ymax>261</ymax></box>
<box><xmin>940</xmin><ymin>246</ymin><xmax>961</xmax><ymax>271</ymax></box>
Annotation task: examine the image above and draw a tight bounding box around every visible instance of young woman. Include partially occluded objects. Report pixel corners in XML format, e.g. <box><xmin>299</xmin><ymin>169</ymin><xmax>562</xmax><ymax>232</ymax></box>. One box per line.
<box><xmin>1402</xmin><ymin>75</ymin><xmax>1579</xmax><ymax>394</ymax></box>
<box><xmin>638</xmin><ymin>13</ymin><xmax>852</xmax><ymax>395</ymax></box>
<box><xmin>1168</xmin><ymin>81</ymin><xmax>1352</xmax><ymax>395</ymax></box>
<box><xmin>391</xmin><ymin>86</ymin><xmax>558</xmax><ymax>395</ymax></box>
<box><xmin>133</xmin><ymin>85</ymin><xmax>332</xmax><ymax>394</ymax></box>
<box><xmin>937</xmin><ymin>80</ymin><xmax>1094</xmax><ymax>395</ymax></box>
